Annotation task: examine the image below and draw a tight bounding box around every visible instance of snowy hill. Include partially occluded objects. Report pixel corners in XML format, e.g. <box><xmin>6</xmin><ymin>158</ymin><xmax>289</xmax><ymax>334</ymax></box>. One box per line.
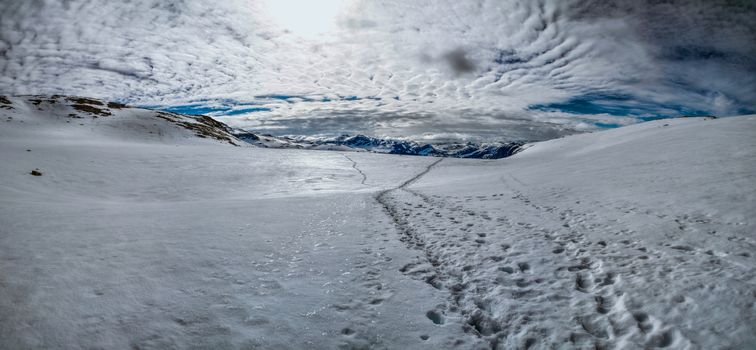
<box><xmin>0</xmin><ymin>96</ymin><xmax>754</xmax><ymax>349</ymax></box>
<box><xmin>397</xmin><ymin>116</ymin><xmax>756</xmax><ymax>348</ymax></box>
<box><xmin>0</xmin><ymin>95</ymin><xmax>241</xmax><ymax>146</ymax></box>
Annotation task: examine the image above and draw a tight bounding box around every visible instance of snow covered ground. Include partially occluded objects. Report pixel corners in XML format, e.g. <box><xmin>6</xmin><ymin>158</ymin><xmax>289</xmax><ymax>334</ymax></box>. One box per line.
<box><xmin>1</xmin><ymin>96</ymin><xmax>754</xmax><ymax>349</ymax></box>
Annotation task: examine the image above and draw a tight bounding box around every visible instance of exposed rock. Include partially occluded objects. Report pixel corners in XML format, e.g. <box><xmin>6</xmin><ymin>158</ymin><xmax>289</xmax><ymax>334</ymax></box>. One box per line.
<box><xmin>107</xmin><ymin>102</ymin><xmax>127</xmax><ymax>109</ymax></box>
<box><xmin>66</xmin><ymin>97</ymin><xmax>105</xmax><ymax>106</ymax></box>
<box><xmin>71</xmin><ymin>104</ymin><xmax>112</xmax><ymax>117</ymax></box>
<box><xmin>0</xmin><ymin>96</ymin><xmax>12</xmax><ymax>109</ymax></box>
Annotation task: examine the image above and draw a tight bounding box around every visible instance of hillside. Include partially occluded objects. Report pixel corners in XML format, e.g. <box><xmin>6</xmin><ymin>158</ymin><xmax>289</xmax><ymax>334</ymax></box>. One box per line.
<box><xmin>0</xmin><ymin>96</ymin><xmax>754</xmax><ymax>349</ymax></box>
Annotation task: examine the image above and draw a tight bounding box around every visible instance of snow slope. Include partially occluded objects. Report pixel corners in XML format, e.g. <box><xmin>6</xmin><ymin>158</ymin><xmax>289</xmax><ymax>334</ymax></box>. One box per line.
<box><xmin>0</xmin><ymin>96</ymin><xmax>464</xmax><ymax>349</ymax></box>
<box><xmin>1</xmin><ymin>96</ymin><xmax>754</xmax><ymax>349</ymax></box>
<box><xmin>395</xmin><ymin>116</ymin><xmax>756</xmax><ymax>349</ymax></box>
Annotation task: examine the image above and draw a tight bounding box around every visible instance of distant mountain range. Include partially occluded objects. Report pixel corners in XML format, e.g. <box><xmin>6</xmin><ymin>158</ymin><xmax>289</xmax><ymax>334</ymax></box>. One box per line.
<box><xmin>235</xmin><ymin>132</ymin><xmax>525</xmax><ymax>159</ymax></box>
<box><xmin>0</xmin><ymin>94</ymin><xmax>525</xmax><ymax>159</ymax></box>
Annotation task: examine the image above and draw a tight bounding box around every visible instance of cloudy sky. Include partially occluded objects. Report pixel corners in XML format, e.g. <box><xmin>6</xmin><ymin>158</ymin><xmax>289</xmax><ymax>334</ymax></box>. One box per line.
<box><xmin>1</xmin><ymin>0</ymin><xmax>754</xmax><ymax>141</ymax></box>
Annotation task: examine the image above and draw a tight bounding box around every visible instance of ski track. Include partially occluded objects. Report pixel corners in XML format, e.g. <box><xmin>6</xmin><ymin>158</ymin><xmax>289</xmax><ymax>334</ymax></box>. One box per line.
<box><xmin>343</xmin><ymin>154</ymin><xmax>368</xmax><ymax>185</ymax></box>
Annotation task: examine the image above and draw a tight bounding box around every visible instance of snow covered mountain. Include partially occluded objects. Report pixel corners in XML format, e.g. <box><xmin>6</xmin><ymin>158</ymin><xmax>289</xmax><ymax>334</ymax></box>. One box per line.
<box><xmin>0</xmin><ymin>95</ymin><xmax>242</xmax><ymax>146</ymax></box>
<box><xmin>236</xmin><ymin>132</ymin><xmax>525</xmax><ymax>159</ymax></box>
<box><xmin>1</xmin><ymin>96</ymin><xmax>754</xmax><ymax>349</ymax></box>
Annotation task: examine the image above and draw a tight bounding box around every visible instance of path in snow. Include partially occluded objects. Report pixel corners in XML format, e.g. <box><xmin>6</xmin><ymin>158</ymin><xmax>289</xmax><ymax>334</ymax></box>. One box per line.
<box><xmin>378</xmin><ymin>169</ymin><xmax>748</xmax><ymax>349</ymax></box>
<box><xmin>343</xmin><ymin>154</ymin><xmax>368</xmax><ymax>185</ymax></box>
<box><xmin>373</xmin><ymin>116</ymin><xmax>756</xmax><ymax>349</ymax></box>
<box><xmin>0</xmin><ymin>96</ymin><xmax>473</xmax><ymax>349</ymax></box>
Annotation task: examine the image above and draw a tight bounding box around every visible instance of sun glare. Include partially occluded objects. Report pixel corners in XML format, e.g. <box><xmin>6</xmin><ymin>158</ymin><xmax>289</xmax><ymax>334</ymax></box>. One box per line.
<box><xmin>264</xmin><ymin>0</ymin><xmax>348</xmax><ymax>39</ymax></box>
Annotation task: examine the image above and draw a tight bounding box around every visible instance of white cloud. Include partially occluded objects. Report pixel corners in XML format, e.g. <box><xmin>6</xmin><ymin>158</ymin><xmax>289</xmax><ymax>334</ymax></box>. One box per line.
<box><xmin>1</xmin><ymin>0</ymin><xmax>753</xmax><ymax>141</ymax></box>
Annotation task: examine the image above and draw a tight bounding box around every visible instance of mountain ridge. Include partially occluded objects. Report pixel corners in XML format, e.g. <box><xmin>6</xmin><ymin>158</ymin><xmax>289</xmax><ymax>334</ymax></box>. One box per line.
<box><xmin>1</xmin><ymin>95</ymin><xmax>526</xmax><ymax>159</ymax></box>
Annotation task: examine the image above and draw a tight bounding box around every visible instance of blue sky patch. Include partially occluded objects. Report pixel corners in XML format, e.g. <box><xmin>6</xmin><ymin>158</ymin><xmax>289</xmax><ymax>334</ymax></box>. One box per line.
<box><xmin>223</xmin><ymin>107</ymin><xmax>273</xmax><ymax>115</ymax></box>
<box><xmin>528</xmin><ymin>92</ymin><xmax>713</xmax><ymax>119</ymax></box>
<box><xmin>162</xmin><ymin>104</ymin><xmax>232</xmax><ymax>115</ymax></box>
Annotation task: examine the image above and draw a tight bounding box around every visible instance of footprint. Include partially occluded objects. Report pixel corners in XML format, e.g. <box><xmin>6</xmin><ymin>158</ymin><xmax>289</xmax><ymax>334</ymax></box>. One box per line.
<box><xmin>568</xmin><ymin>258</ymin><xmax>593</xmax><ymax>272</ymax></box>
<box><xmin>595</xmin><ymin>295</ymin><xmax>613</xmax><ymax>314</ymax></box>
<box><xmin>399</xmin><ymin>262</ymin><xmax>419</xmax><ymax>273</ymax></box>
<box><xmin>466</xmin><ymin>310</ymin><xmax>499</xmax><ymax>336</ymax></box>
<box><xmin>569</xmin><ymin>332</ymin><xmax>592</xmax><ymax>345</ymax></box>
<box><xmin>648</xmin><ymin>330</ymin><xmax>675</xmax><ymax>348</ymax></box>
<box><xmin>578</xmin><ymin>316</ymin><xmax>609</xmax><ymax>339</ymax></box>
<box><xmin>633</xmin><ymin>312</ymin><xmax>653</xmax><ymax>333</ymax></box>
<box><xmin>600</xmin><ymin>272</ymin><xmax>617</xmax><ymax>286</ymax></box>
<box><xmin>517</xmin><ymin>262</ymin><xmax>530</xmax><ymax>273</ymax></box>
<box><xmin>575</xmin><ymin>273</ymin><xmax>593</xmax><ymax>292</ymax></box>
<box><xmin>426</xmin><ymin>310</ymin><xmax>445</xmax><ymax>325</ymax></box>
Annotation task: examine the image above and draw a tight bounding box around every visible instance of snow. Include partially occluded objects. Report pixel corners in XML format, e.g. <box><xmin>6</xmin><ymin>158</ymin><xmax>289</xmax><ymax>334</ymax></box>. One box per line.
<box><xmin>1</xmin><ymin>96</ymin><xmax>754</xmax><ymax>349</ymax></box>
<box><xmin>403</xmin><ymin>116</ymin><xmax>756</xmax><ymax>348</ymax></box>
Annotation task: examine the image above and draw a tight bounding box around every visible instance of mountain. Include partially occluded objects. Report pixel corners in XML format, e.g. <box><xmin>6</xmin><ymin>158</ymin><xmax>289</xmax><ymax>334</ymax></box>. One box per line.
<box><xmin>0</xmin><ymin>95</ymin><xmax>242</xmax><ymax>146</ymax></box>
<box><xmin>235</xmin><ymin>132</ymin><xmax>525</xmax><ymax>159</ymax></box>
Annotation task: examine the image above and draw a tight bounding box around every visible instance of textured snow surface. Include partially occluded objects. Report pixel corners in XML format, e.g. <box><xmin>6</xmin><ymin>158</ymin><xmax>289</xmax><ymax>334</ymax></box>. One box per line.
<box><xmin>1</xmin><ymin>97</ymin><xmax>754</xmax><ymax>349</ymax></box>
<box><xmin>401</xmin><ymin>116</ymin><xmax>756</xmax><ymax>348</ymax></box>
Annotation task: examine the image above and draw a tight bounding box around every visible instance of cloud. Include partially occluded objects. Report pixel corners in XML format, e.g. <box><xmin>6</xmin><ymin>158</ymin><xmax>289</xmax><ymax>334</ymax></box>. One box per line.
<box><xmin>0</xmin><ymin>0</ymin><xmax>754</xmax><ymax>141</ymax></box>
<box><xmin>443</xmin><ymin>49</ymin><xmax>477</xmax><ymax>75</ymax></box>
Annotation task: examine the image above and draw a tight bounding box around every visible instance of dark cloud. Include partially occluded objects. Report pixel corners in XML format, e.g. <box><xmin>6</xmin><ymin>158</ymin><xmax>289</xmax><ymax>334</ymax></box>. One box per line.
<box><xmin>443</xmin><ymin>48</ymin><xmax>476</xmax><ymax>74</ymax></box>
